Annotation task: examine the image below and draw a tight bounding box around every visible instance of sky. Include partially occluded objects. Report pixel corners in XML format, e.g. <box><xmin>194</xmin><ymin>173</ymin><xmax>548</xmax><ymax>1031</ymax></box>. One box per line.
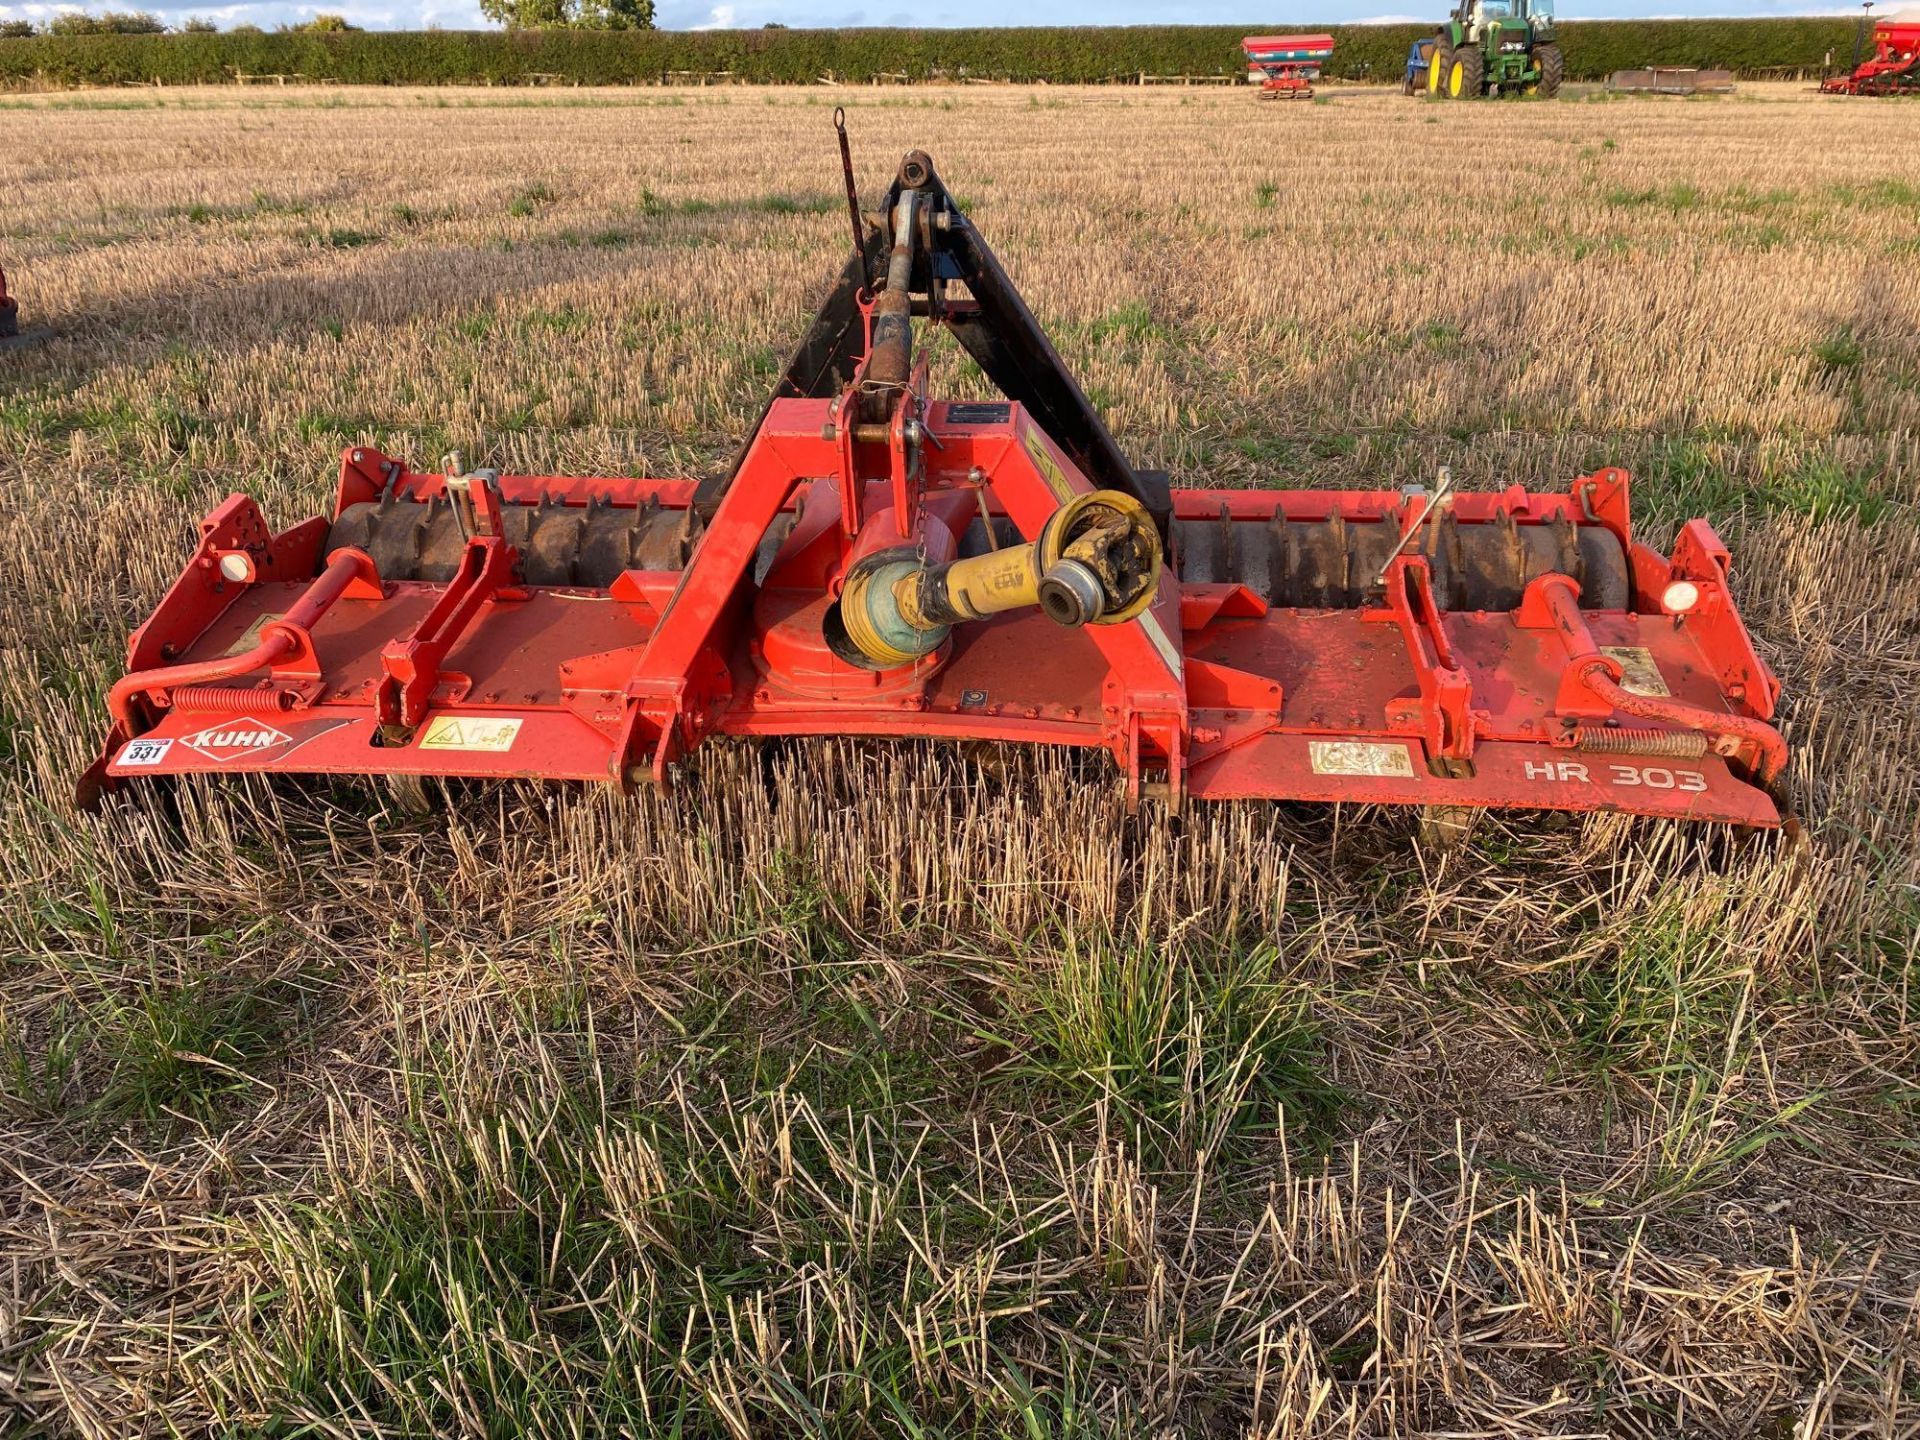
<box><xmin>0</xmin><ymin>0</ymin><xmax>1880</xmax><ymax>39</ymax></box>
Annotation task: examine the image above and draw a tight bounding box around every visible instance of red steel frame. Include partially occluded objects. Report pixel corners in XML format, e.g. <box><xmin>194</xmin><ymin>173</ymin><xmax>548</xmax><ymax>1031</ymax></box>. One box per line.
<box><xmin>1243</xmin><ymin>34</ymin><xmax>1334</xmax><ymax>99</ymax></box>
<box><xmin>83</xmin><ymin>140</ymin><xmax>1786</xmax><ymax>827</ymax></box>
<box><xmin>1821</xmin><ymin>19</ymin><xmax>1920</xmax><ymax>94</ymax></box>
<box><xmin>87</xmin><ymin>403</ymin><xmax>1786</xmax><ymax>826</ymax></box>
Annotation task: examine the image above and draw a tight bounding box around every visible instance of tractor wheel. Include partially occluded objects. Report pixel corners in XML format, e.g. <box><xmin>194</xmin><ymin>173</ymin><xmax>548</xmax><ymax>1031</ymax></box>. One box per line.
<box><xmin>1428</xmin><ymin>36</ymin><xmax>1453</xmax><ymax>95</ymax></box>
<box><xmin>1448</xmin><ymin>47</ymin><xmax>1484</xmax><ymax>99</ymax></box>
<box><xmin>1535</xmin><ymin>43</ymin><xmax>1564</xmax><ymax>98</ymax></box>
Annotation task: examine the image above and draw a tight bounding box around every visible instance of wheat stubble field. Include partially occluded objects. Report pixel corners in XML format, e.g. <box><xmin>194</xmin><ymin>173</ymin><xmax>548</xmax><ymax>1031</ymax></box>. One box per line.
<box><xmin>2</xmin><ymin>80</ymin><xmax>1918</xmax><ymax>1437</ymax></box>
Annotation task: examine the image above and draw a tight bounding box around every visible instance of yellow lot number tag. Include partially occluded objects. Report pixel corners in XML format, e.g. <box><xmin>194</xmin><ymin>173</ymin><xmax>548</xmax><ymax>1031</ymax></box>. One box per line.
<box><xmin>419</xmin><ymin>716</ymin><xmax>523</xmax><ymax>753</ymax></box>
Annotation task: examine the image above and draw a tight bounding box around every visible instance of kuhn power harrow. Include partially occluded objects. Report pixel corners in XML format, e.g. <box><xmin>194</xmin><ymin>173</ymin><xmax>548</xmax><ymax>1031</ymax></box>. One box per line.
<box><xmin>84</xmin><ymin>132</ymin><xmax>1788</xmax><ymax>826</ymax></box>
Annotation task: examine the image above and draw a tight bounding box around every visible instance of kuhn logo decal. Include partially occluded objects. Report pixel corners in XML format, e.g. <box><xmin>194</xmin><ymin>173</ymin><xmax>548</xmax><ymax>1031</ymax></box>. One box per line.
<box><xmin>180</xmin><ymin>723</ymin><xmax>294</xmax><ymax>762</ymax></box>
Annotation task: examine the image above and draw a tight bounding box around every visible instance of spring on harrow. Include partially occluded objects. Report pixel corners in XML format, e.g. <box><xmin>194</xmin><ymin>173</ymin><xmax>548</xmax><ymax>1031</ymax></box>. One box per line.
<box><xmin>1574</xmin><ymin>727</ymin><xmax>1709</xmax><ymax>758</ymax></box>
<box><xmin>169</xmin><ymin>684</ymin><xmax>298</xmax><ymax>714</ymax></box>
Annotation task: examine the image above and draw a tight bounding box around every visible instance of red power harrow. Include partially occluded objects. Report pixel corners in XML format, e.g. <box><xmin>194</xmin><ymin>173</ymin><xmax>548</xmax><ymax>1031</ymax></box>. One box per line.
<box><xmin>83</xmin><ymin>135</ymin><xmax>1788</xmax><ymax>827</ymax></box>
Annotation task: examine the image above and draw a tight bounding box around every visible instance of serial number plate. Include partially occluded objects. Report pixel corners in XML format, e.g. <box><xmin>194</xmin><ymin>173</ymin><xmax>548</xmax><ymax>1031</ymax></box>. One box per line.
<box><xmin>1309</xmin><ymin>740</ymin><xmax>1415</xmax><ymax>778</ymax></box>
<box><xmin>944</xmin><ymin>403</ymin><xmax>1010</xmax><ymax>425</ymax></box>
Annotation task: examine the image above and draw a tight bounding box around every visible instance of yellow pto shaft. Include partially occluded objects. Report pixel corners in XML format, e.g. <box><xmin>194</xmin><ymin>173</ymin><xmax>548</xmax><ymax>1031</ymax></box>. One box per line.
<box><xmin>835</xmin><ymin>490</ymin><xmax>1162</xmax><ymax>670</ymax></box>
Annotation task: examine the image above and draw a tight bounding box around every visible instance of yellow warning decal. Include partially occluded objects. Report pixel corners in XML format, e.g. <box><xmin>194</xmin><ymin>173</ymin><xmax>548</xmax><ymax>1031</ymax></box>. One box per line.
<box><xmin>222</xmin><ymin>612</ymin><xmax>280</xmax><ymax>659</ymax></box>
<box><xmin>419</xmin><ymin>716</ymin><xmax>523</xmax><ymax>753</ymax></box>
<box><xmin>1138</xmin><ymin>610</ymin><xmax>1185</xmax><ymax>678</ymax></box>
<box><xmin>1019</xmin><ymin>423</ymin><xmax>1076</xmax><ymax>504</ymax></box>
<box><xmin>1600</xmin><ymin>646</ymin><xmax>1671</xmax><ymax>698</ymax></box>
<box><xmin>1309</xmin><ymin>740</ymin><xmax>1415</xmax><ymax>778</ymax></box>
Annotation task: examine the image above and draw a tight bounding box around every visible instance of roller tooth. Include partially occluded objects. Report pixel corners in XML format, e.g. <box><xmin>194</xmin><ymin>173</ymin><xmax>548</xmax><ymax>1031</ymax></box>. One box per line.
<box><xmin>1330</xmin><ymin>508</ymin><xmax>1347</xmax><ymax>605</ymax></box>
<box><xmin>1443</xmin><ymin>511</ymin><xmax>1463</xmax><ymax>609</ymax></box>
<box><xmin>1500</xmin><ymin>508</ymin><xmax>1523</xmax><ymax>594</ymax></box>
<box><xmin>1443</xmin><ymin>506</ymin><xmax>1459</xmax><ymax>610</ymax></box>
<box><xmin>1274</xmin><ymin>512</ymin><xmax>1293</xmax><ymax>608</ymax></box>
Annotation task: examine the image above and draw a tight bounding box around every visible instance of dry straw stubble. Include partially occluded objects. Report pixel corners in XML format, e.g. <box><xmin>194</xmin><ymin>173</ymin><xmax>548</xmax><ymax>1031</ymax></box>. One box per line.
<box><xmin>1</xmin><ymin>81</ymin><xmax>1918</xmax><ymax>1438</ymax></box>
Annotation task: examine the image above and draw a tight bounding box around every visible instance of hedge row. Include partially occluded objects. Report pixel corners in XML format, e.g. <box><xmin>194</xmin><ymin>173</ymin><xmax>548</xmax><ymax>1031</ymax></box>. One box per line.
<box><xmin>0</xmin><ymin>20</ymin><xmax>1863</xmax><ymax>90</ymax></box>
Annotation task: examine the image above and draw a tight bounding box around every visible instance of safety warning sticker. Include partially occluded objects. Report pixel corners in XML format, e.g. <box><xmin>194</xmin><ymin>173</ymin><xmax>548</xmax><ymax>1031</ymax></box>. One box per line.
<box><xmin>1600</xmin><ymin>646</ymin><xmax>1671</xmax><ymax>697</ymax></box>
<box><xmin>1308</xmin><ymin>740</ymin><xmax>1415</xmax><ymax>778</ymax></box>
<box><xmin>117</xmin><ymin>737</ymin><xmax>174</xmax><ymax>767</ymax></box>
<box><xmin>222</xmin><ymin>612</ymin><xmax>281</xmax><ymax>659</ymax></box>
<box><xmin>1020</xmin><ymin>423</ymin><xmax>1075</xmax><ymax>504</ymax></box>
<box><xmin>418</xmin><ymin>716</ymin><xmax>523</xmax><ymax>753</ymax></box>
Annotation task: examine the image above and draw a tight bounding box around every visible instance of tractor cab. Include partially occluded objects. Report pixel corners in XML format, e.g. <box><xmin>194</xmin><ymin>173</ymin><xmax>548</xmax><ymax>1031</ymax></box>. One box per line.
<box><xmin>1464</xmin><ymin>0</ymin><xmax>1552</xmax><ymax>47</ymax></box>
<box><xmin>1465</xmin><ymin>0</ymin><xmax>1510</xmax><ymax>41</ymax></box>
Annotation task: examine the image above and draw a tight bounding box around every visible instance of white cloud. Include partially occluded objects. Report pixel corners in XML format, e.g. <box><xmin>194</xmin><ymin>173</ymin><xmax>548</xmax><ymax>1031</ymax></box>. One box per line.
<box><xmin>0</xmin><ymin>0</ymin><xmax>1889</xmax><ymax>33</ymax></box>
<box><xmin>0</xmin><ymin>0</ymin><xmax>489</xmax><ymax>22</ymax></box>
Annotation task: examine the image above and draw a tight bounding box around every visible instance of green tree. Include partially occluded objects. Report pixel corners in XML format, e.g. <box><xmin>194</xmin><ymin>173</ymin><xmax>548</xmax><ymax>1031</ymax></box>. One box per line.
<box><xmin>479</xmin><ymin>0</ymin><xmax>654</xmax><ymax>28</ymax></box>
<box><xmin>0</xmin><ymin>18</ymin><xmax>37</xmax><ymax>36</ymax></box>
<box><xmin>45</xmin><ymin>10</ymin><xmax>165</xmax><ymax>33</ymax></box>
<box><xmin>179</xmin><ymin>16</ymin><xmax>218</xmax><ymax>30</ymax></box>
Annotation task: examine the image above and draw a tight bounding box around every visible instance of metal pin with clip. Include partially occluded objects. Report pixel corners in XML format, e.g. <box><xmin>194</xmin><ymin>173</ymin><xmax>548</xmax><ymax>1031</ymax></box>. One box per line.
<box><xmin>1375</xmin><ymin>465</ymin><xmax>1456</xmax><ymax>586</ymax></box>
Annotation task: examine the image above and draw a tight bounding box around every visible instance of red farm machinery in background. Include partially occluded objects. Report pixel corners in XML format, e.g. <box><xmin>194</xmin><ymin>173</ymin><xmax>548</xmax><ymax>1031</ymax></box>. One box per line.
<box><xmin>83</xmin><ymin>126</ymin><xmax>1789</xmax><ymax>830</ymax></box>
<box><xmin>1823</xmin><ymin>12</ymin><xmax>1920</xmax><ymax>93</ymax></box>
<box><xmin>1243</xmin><ymin>34</ymin><xmax>1336</xmax><ymax>98</ymax></box>
<box><xmin>0</xmin><ymin>264</ymin><xmax>51</xmax><ymax>350</ymax></box>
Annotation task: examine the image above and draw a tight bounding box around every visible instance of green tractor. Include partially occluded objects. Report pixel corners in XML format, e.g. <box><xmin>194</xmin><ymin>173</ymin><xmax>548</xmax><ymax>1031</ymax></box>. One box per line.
<box><xmin>1425</xmin><ymin>0</ymin><xmax>1563</xmax><ymax>98</ymax></box>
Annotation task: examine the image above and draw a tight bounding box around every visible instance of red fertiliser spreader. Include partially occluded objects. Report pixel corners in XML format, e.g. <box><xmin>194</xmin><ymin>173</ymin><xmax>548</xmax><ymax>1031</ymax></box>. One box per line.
<box><xmin>83</xmin><ymin>129</ymin><xmax>1789</xmax><ymax>829</ymax></box>
<box><xmin>1243</xmin><ymin>34</ymin><xmax>1336</xmax><ymax>99</ymax></box>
